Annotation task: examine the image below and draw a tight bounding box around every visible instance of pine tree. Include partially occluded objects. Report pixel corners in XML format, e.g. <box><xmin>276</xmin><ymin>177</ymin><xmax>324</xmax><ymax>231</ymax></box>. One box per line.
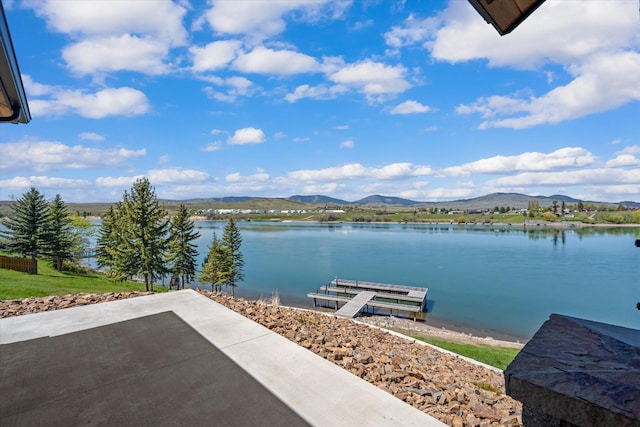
<box><xmin>121</xmin><ymin>178</ymin><xmax>169</xmax><ymax>291</ymax></box>
<box><xmin>167</xmin><ymin>204</ymin><xmax>200</xmax><ymax>288</ymax></box>
<box><xmin>96</xmin><ymin>203</ymin><xmax>133</xmax><ymax>281</ymax></box>
<box><xmin>220</xmin><ymin>218</ymin><xmax>244</xmax><ymax>296</ymax></box>
<box><xmin>200</xmin><ymin>232</ymin><xmax>225</xmax><ymax>292</ymax></box>
<box><xmin>46</xmin><ymin>194</ymin><xmax>74</xmax><ymax>271</ymax></box>
<box><xmin>0</xmin><ymin>187</ymin><xmax>50</xmax><ymax>274</ymax></box>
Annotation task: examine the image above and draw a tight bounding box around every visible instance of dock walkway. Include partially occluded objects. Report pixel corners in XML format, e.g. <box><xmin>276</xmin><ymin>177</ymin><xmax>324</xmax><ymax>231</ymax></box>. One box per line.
<box><xmin>334</xmin><ymin>291</ymin><xmax>376</xmax><ymax>318</ymax></box>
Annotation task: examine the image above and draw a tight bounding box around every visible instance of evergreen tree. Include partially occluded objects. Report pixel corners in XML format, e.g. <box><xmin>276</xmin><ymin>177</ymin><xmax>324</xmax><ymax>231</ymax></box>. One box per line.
<box><xmin>46</xmin><ymin>194</ymin><xmax>74</xmax><ymax>271</ymax></box>
<box><xmin>167</xmin><ymin>204</ymin><xmax>200</xmax><ymax>288</ymax></box>
<box><xmin>121</xmin><ymin>178</ymin><xmax>169</xmax><ymax>291</ymax></box>
<box><xmin>95</xmin><ymin>203</ymin><xmax>133</xmax><ymax>281</ymax></box>
<box><xmin>200</xmin><ymin>232</ymin><xmax>225</xmax><ymax>292</ymax></box>
<box><xmin>220</xmin><ymin>218</ymin><xmax>244</xmax><ymax>296</ymax></box>
<box><xmin>0</xmin><ymin>187</ymin><xmax>50</xmax><ymax>274</ymax></box>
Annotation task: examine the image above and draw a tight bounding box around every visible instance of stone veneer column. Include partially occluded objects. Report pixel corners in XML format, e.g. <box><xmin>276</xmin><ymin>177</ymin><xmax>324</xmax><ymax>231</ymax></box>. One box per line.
<box><xmin>504</xmin><ymin>314</ymin><xmax>640</xmax><ymax>427</ymax></box>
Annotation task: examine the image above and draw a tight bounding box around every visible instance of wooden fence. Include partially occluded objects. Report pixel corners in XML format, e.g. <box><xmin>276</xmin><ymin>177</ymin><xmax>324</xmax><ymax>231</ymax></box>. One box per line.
<box><xmin>0</xmin><ymin>255</ymin><xmax>32</xmax><ymax>273</ymax></box>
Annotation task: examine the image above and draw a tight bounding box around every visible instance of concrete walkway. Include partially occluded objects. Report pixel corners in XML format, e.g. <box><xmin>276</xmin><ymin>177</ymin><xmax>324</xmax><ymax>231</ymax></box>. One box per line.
<box><xmin>1</xmin><ymin>290</ymin><xmax>445</xmax><ymax>426</ymax></box>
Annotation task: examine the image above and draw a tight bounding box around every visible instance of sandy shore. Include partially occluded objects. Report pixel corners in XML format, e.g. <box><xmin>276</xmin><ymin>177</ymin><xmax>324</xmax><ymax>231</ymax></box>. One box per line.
<box><xmin>355</xmin><ymin>315</ymin><xmax>525</xmax><ymax>349</ymax></box>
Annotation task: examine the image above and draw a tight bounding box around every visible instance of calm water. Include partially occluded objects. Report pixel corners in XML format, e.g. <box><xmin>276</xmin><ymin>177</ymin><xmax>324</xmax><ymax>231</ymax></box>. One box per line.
<box><xmin>192</xmin><ymin>221</ymin><xmax>640</xmax><ymax>341</ymax></box>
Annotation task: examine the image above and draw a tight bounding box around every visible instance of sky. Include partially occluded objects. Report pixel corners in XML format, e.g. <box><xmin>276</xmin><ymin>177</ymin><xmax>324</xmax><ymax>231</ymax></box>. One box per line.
<box><xmin>1</xmin><ymin>0</ymin><xmax>639</xmax><ymax>204</ymax></box>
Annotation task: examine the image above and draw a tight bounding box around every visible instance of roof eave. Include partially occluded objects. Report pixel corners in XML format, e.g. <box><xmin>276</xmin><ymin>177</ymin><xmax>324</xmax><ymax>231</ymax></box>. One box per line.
<box><xmin>0</xmin><ymin>2</ymin><xmax>31</xmax><ymax>124</ymax></box>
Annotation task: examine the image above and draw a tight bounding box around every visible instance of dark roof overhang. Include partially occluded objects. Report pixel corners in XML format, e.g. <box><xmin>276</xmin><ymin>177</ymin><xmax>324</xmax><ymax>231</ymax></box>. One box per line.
<box><xmin>467</xmin><ymin>0</ymin><xmax>546</xmax><ymax>36</ymax></box>
<box><xmin>0</xmin><ymin>1</ymin><xmax>30</xmax><ymax>124</ymax></box>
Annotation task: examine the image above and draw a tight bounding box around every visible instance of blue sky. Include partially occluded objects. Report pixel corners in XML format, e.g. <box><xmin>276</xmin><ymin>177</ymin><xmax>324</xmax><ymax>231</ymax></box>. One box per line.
<box><xmin>1</xmin><ymin>0</ymin><xmax>639</xmax><ymax>203</ymax></box>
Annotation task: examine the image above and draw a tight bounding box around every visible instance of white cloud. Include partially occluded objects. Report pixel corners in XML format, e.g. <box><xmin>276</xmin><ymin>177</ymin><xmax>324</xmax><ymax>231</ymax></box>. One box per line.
<box><xmin>288</xmin><ymin>163</ymin><xmax>364</xmax><ymax>181</ymax></box>
<box><xmin>340</xmin><ymin>139</ymin><xmax>354</xmax><ymax>149</ymax></box>
<box><xmin>78</xmin><ymin>132</ymin><xmax>104</xmax><ymax>141</ymax></box>
<box><xmin>423</xmin><ymin>186</ymin><xmax>476</xmax><ymax>200</ymax></box>
<box><xmin>598</xmin><ymin>184</ymin><xmax>640</xmax><ymax>197</ymax></box>
<box><xmin>287</xmin><ymin>162</ymin><xmax>434</xmax><ymax>182</ymax></box>
<box><xmin>606</xmin><ymin>146</ymin><xmax>640</xmax><ymax>167</ymax></box>
<box><xmin>96</xmin><ymin>169</ymin><xmax>209</xmax><ymax>188</ymax></box>
<box><xmin>29</xmin><ymin>0</ymin><xmax>187</xmax><ymax>43</ymax></box>
<box><xmin>384</xmin><ymin>13</ymin><xmax>438</xmax><ymax>48</ymax></box>
<box><xmin>390</xmin><ymin>100</ymin><xmax>431</xmax><ymax>114</ymax></box>
<box><xmin>227</xmin><ymin>76</ymin><xmax>253</xmax><ymax>91</ymax></box>
<box><xmin>329</xmin><ymin>60</ymin><xmax>411</xmax><ymax>103</ymax></box>
<box><xmin>22</xmin><ymin>75</ymin><xmax>54</xmax><ymax>96</ymax></box>
<box><xmin>423</xmin><ymin>1</ymin><xmax>639</xmax><ymax>69</ymax></box>
<box><xmin>204</xmin><ymin>75</ymin><xmax>256</xmax><ymax>102</ymax></box>
<box><xmin>211</xmin><ymin>129</ymin><xmax>226</xmax><ymax>135</ymax></box>
<box><xmin>190</xmin><ymin>40</ymin><xmax>243</xmax><ymax>72</ymax></box>
<box><xmin>457</xmin><ymin>52</ymin><xmax>640</xmax><ymax>129</ymax></box>
<box><xmin>285</xmin><ymin>84</ymin><xmax>347</xmax><ymax>102</ymax></box>
<box><xmin>228</xmin><ymin>127</ymin><xmax>266</xmax><ymax>145</ymax></box>
<box><xmin>226</xmin><ymin>172</ymin><xmax>270</xmax><ymax>183</ymax></box>
<box><xmin>28</xmin><ymin>0</ymin><xmax>188</xmax><ymax>76</ymax></box>
<box><xmin>302</xmin><ymin>183</ymin><xmax>340</xmax><ymax>195</ymax></box>
<box><xmin>0</xmin><ymin>139</ymin><xmax>146</xmax><ymax>172</ymax></box>
<box><xmin>233</xmin><ymin>46</ymin><xmax>320</xmax><ymax>75</ymax></box>
<box><xmin>387</xmin><ymin>1</ymin><xmax>640</xmax><ymax>128</ymax></box>
<box><xmin>201</xmin><ymin>142</ymin><xmax>222</xmax><ymax>152</ymax></box>
<box><xmin>201</xmin><ymin>0</ymin><xmax>348</xmax><ymax>41</ymax></box>
<box><xmin>334</xmin><ymin>124</ymin><xmax>349</xmax><ymax>130</ymax></box>
<box><xmin>441</xmin><ymin>147</ymin><xmax>596</xmax><ymax>177</ymax></box>
<box><xmin>202</xmin><ymin>1</ymin><xmax>297</xmax><ymax>39</ymax></box>
<box><xmin>96</xmin><ymin>175</ymin><xmax>142</xmax><ymax>187</ymax></box>
<box><xmin>486</xmin><ymin>168</ymin><xmax>640</xmax><ymax>187</ymax></box>
<box><xmin>147</xmin><ymin>168</ymin><xmax>210</xmax><ymax>184</ymax></box>
<box><xmin>293</xmin><ymin>137</ymin><xmax>310</xmax><ymax>142</ymax></box>
<box><xmin>63</xmin><ymin>35</ymin><xmax>172</xmax><ymax>76</ymax></box>
<box><xmin>28</xmin><ymin>81</ymin><xmax>151</xmax><ymax>119</ymax></box>
<box><xmin>0</xmin><ymin>176</ymin><xmax>90</xmax><ymax>190</ymax></box>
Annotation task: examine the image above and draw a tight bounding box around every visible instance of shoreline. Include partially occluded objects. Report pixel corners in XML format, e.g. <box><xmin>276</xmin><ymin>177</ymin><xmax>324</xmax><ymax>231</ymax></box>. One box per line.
<box><xmin>223</xmin><ymin>288</ymin><xmax>527</xmax><ymax>348</ymax></box>
<box><xmin>190</xmin><ymin>216</ymin><xmax>640</xmax><ymax>228</ymax></box>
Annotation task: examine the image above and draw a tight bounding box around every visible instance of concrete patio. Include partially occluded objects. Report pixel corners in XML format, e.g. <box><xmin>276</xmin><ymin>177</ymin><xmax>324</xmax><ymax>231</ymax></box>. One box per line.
<box><xmin>1</xmin><ymin>289</ymin><xmax>445</xmax><ymax>426</ymax></box>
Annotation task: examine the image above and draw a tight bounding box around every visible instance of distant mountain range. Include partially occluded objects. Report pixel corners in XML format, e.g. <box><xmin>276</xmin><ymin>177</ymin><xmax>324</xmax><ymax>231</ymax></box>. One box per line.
<box><xmin>1</xmin><ymin>193</ymin><xmax>638</xmax><ymax>218</ymax></box>
<box><xmin>288</xmin><ymin>193</ymin><xmax>640</xmax><ymax>209</ymax></box>
<box><xmin>182</xmin><ymin>192</ymin><xmax>639</xmax><ymax>209</ymax></box>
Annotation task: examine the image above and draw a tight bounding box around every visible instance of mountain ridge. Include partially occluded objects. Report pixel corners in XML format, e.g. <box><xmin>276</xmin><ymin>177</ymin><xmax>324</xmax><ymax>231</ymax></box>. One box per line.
<box><xmin>2</xmin><ymin>193</ymin><xmax>637</xmax><ymax>212</ymax></box>
<box><xmin>190</xmin><ymin>192</ymin><xmax>637</xmax><ymax>209</ymax></box>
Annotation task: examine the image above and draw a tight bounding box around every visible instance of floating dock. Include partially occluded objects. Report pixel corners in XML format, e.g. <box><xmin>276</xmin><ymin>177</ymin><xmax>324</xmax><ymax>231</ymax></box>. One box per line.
<box><xmin>307</xmin><ymin>278</ymin><xmax>428</xmax><ymax>320</ymax></box>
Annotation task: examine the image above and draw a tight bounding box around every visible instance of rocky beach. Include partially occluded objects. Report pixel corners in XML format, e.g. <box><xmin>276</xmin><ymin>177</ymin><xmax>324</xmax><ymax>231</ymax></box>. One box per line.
<box><xmin>0</xmin><ymin>291</ymin><xmax>523</xmax><ymax>426</ymax></box>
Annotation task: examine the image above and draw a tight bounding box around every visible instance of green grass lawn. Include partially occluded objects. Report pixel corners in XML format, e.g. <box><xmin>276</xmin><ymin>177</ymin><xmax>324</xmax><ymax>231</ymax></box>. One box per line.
<box><xmin>0</xmin><ymin>261</ymin><xmax>167</xmax><ymax>300</ymax></box>
<box><xmin>413</xmin><ymin>336</ymin><xmax>520</xmax><ymax>370</ymax></box>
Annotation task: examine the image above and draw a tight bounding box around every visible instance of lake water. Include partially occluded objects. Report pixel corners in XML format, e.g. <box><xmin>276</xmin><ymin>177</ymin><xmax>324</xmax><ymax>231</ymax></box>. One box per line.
<box><xmin>191</xmin><ymin>221</ymin><xmax>640</xmax><ymax>341</ymax></box>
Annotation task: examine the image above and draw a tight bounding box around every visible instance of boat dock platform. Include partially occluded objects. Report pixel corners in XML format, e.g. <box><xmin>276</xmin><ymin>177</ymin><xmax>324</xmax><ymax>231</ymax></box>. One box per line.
<box><xmin>307</xmin><ymin>278</ymin><xmax>428</xmax><ymax>320</ymax></box>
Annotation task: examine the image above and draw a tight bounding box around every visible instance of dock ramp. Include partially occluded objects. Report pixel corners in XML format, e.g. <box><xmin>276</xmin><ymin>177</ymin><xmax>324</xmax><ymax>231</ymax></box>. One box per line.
<box><xmin>334</xmin><ymin>291</ymin><xmax>376</xmax><ymax>318</ymax></box>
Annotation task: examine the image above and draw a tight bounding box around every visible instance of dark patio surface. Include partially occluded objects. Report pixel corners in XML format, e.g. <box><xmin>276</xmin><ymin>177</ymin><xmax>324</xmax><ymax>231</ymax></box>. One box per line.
<box><xmin>0</xmin><ymin>311</ymin><xmax>309</xmax><ymax>426</ymax></box>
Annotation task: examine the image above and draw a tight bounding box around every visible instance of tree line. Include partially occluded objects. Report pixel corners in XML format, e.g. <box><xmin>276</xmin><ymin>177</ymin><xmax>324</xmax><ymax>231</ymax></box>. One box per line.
<box><xmin>1</xmin><ymin>178</ymin><xmax>244</xmax><ymax>294</ymax></box>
